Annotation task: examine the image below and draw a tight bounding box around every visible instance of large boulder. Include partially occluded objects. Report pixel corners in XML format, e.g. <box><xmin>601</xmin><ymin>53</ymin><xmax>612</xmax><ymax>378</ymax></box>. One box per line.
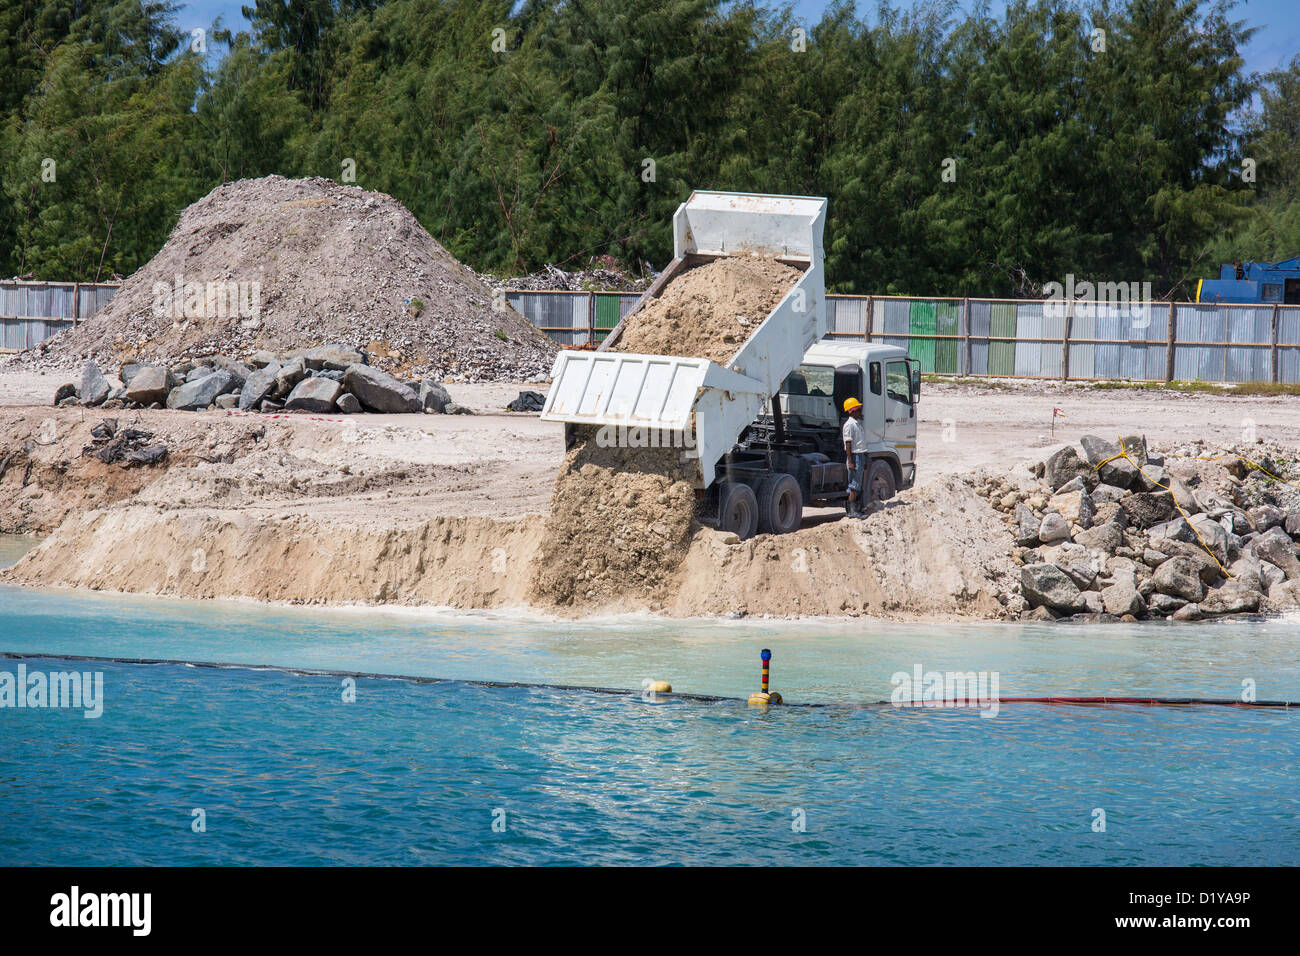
<box><xmin>1151</xmin><ymin>556</ymin><xmax>1205</xmax><ymax>602</ymax></box>
<box><xmin>1188</xmin><ymin>516</ymin><xmax>1231</xmax><ymax>564</ymax></box>
<box><xmin>300</xmin><ymin>345</ymin><xmax>365</xmax><ymax>371</ymax></box>
<box><xmin>1048</xmin><ymin>489</ymin><xmax>1095</xmax><ymax>529</ymax></box>
<box><xmin>274</xmin><ymin>359</ymin><xmax>308</xmax><ymax>398</ymax></box>
<box><xmin>166</xmin><ymin>370</ymin><xmax>234</xmax><ymax>410</ymax></box>
<box><xmin>1165</xmin><ymin>477</ymin><xmax>1204</xmax><ymax>515</ymax></box>
<box><xmin>1080</xmin><ymin>434</ymin><xmax>1138</xmax><ymax>488</ymax></box>
<box><xmin>249</xmin><ymin>350</ymin><xmax>279</xmax><ymax>369</ymax></box>
<box><xmin>1147</xmin><ymin>593</ymin><xmax>1188</xmax><ymax>616</ymax></box>
<box><xmin>1260</xmin><ymin>561</ymin><xmax>1287</xmax><ymax>591</ymax></box>
<box><xmin>284</xmin><ymin>377</ymin><xmax>343</xmax><ymax>413</ymax></box>
<box><xmin>1045</xmin><ymin>445</ymin><xmax>1095</xmax><ymax>492</ymax></box>
<box><xmin>1226</xmin><ymin>558</ymin><xmax>1264</xmax><ymax>595</ymax></box>
<box><xmin>1014</xmin><ymin>504</ymin><xmax>1040</xmax><ymax>547</ymax></box>
<box><xmin>1074</xmin><ymin>522</ymin><xmax>1122</xmax><ymax>554</ymax></box>
<box><xmin>80</xmin><ymin>360</ymin><xmax>111</xmax><ymax>406</ymax></box>
<box><xmin>1148</xmin><ymin>516</ymin><xmax>1195</xmax><ymax>547</ymax></box>
<box><xmin>1101</xmin><ymin>580</ymin><xmax>1144</xmax><ymax>617</ymax></box>
<box><xmin>1135</xmin><ymin>464</ymin><xmax>1168</xmax><ymax>493</ymax></box>
<box><xmin>1117</xmin><ymin>435</ymin><xmax>1148</xmax><ymax>466</ymax></box>
<box><xmin>343</xmin><ymin>364</ymin><xmax>421</xmax><ymax>413</ymax></box>
<box><xmin>1199</xmin><ymin>585</ymin><xmax>1261</xmax><ymax>616</ymax></box>
<box><xmin>212</xmin><ymin>357</ymin><xmax>252</xmax><ymax>388</ymax></box>
<box><xmin>1157</xmin><ymin>540</ymin><xmax>1224</xmax><ymax>585</ymax></box>
<box><xmin>418</xmin><ymin>381</ymin><xmax>451</xmax><ymax>414</ymax></box>
<box><xmin>1248</xmin><ymin>526</ymin><xmax>1300</xmax><ymax>579</ymax></box>
<box><xmin>1090</xmin><ymin>483</ymin><xmax>1129</xmax><ymax>505</ymax></box>
<box><xmin>1020</xmin><ymin>563</ymin><xmax>1082</xmax><ymax>612</ymax></box>
<box><xmin>1039</xmin><ymin>512</ymin><xmax>1070</xmax><ymax>544</ymax></box>
<box><xmin>124</xmin><ymin>366</ymin><xmax>171</xmax><ymax>405</ymax></box>
<box><xmin>238</xmin><ymin>361</ymin><xmax>281</xmax><ymax>410</ymax></box>
<box><xmin>1051</xmin><ymin>542</ymin><xmax>1098</xmax><ymax>589</ymax></box>
<box><xmin>1121</xmin><ymin>492</ymin><xmax>1178</xmax><ymax>530</ymax></box>
<box><xmin>1266</xmin><ymin>579</ymin><xmax>1300</xmax><ymax>609</ymax></box>
<box><xmin>1247</xmin><ymin>504</ymin><xmax>1285</xmax><ymax>532</ymax></box>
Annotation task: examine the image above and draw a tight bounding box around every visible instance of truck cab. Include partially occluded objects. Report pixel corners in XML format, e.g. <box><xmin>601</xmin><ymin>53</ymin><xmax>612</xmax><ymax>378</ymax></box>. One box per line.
<box><xmin>777</xmin><ymin>341</ymin><xmax>918</xmax><ymax>490</ymax></box>
<box><xmin>710</xmin><ymin>341</ymin><xmax>919</xmax><ymax>539</ymax></box>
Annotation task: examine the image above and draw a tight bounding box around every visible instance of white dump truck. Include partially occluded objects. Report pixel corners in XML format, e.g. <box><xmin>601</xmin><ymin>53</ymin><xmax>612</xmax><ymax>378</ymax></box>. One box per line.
<box><xmin>540</xmin><ymin>190</ymin><xmax>919</xmax><ymax>539</ymax></box>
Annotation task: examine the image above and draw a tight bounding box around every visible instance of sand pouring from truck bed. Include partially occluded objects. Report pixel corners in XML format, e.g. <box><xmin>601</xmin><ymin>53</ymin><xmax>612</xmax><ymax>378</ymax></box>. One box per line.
<box><xmin>530</xmin><ymin>257</ymin><xmax>801</xmax><ymax>608</ymax></box>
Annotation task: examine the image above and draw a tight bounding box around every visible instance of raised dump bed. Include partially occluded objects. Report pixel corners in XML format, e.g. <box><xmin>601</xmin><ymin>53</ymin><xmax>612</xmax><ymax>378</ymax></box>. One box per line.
<box><xmin>540</xmin><ymin>190</ymin><xmax>828</xmax><ymax>490</ymax></box>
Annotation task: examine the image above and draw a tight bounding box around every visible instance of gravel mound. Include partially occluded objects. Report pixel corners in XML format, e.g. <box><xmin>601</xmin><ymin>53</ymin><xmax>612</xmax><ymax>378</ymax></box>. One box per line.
<box><xmin>21</xmin><ymin>176</ymin><xmax>556</xmax><ymax>382</ymax></box>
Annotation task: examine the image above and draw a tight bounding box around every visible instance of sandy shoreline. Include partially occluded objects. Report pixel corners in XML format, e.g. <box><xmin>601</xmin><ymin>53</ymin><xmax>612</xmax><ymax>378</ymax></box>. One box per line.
<box><xmin>6</xmin><ymin>369</ymin><xmax>1300</xmax><ymax>620</ymax></box>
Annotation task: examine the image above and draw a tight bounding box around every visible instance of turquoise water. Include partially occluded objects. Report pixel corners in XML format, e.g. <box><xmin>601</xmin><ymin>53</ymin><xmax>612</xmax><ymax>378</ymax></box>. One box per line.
<box><xmin>3</xmin><ymin>533</ymin><xmax>1300</xmax><ymax>865</ymax></box>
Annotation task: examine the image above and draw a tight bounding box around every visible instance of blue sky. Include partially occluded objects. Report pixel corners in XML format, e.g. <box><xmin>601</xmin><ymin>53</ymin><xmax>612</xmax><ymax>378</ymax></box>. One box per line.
<box><xmin>176</xmin><ymin>0</ymin><xmax>1298</xmax><ymax>78</ymax></box>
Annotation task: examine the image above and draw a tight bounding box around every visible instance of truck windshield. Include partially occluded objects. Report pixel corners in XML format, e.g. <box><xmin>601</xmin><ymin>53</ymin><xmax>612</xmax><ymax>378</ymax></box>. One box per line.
<box><xmin>778</xmin><ymin>364</ymin><xmax>836</xmax><ymax>423</ymax></box>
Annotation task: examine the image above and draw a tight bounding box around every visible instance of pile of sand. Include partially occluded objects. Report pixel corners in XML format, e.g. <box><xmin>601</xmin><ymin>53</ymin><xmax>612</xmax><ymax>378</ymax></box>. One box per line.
<box><xmin>528</xmin><ymin>432</ymin><xmax>698</xmax><ymax>608</ymax></box>
<box><xmin>24</xmin><ymin>176</ymin><xmax>556</xmax><ymax>382</ymax></box>
<box><xmin>611</xmin><ymin>257</ymin><xmax>801</xmax><ymax>365</ymax></box>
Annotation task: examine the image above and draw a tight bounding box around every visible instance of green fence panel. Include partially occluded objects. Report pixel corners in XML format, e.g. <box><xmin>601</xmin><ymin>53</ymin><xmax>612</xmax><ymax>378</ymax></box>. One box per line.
<box><xmin>593</xmin><ymin>293</ymin><xmax>623</xmax><ymax>344</ymax></box>
<box><xmin>935</xmin><ymin>303</ymin><xmax>960</xmax><ymax>373</ymax></box>
<box><xmin>989</xmin><ymin>304</ymin><xmax>1017</xmax><ymax>376</ymax></box>
<box><xmin>908</xmin><ymin>301</ymin><xmax>937</xmax><ymax>372</ymax></box>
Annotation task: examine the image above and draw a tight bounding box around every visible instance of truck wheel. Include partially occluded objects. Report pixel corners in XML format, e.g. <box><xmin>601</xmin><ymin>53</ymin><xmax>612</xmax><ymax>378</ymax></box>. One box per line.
<box><xmin>718</xmin><ymin>482</ymin><xmax>759</xmax><ymax>540</ymax></box>
<box><xmin>865</xmin><ymin>459</ymin><xmax>897</xmax><ymax>506</ymax></box>
<box><xmin>756</xmin><ymin>473</ymin><xmax>803</xmax><ymax>535</ymax></box>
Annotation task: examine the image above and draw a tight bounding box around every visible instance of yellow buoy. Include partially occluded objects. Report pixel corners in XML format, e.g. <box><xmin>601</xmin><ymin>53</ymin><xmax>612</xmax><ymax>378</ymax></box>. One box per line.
<box><xmin>649</xmin><ymin>680</ymin><xmax>672</xmax><ymax>694</ymax></box>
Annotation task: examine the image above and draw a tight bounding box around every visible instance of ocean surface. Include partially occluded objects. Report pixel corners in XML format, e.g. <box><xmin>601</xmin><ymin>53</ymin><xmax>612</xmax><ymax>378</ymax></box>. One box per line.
<box><xmin>2</xmin><ymin>536</ymin><xmax>1298</xmax><ymax>865</ymax></box>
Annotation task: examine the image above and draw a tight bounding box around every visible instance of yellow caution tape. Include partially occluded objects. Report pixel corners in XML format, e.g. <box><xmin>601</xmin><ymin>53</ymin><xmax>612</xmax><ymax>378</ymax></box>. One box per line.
<box><xmin>1093</xmin><ymin>438</ymin><xmax>1232</xmax><ymax>580</ymax></box>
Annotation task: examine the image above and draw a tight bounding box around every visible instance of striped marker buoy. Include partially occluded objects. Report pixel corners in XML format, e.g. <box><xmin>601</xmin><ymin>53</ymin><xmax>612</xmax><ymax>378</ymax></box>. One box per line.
<box><xmin>748</xmin><ymin>648</ymin><xmax>783</xmax><ymax>706</ymax></box>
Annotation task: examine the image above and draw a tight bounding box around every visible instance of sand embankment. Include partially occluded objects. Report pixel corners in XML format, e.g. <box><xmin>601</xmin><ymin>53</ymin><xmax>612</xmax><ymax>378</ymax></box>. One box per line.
<box><xmin>4</xmin><ymin>450</ymin><xmax>1018</xmax><ymax>620</ymax></box>
<box><xmin>7</xmin><ymin>506</ymin><xmax>543</xmax><ymax>608</ymax></box>
<box><xmin>9</xmin><ymin>378</ymin><xmax>1300</xmax><ymax>620</ymax></box>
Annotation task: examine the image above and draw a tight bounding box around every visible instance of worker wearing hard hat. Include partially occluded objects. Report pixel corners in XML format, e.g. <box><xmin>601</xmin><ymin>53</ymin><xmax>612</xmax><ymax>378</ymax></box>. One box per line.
<box><xmin>842</xmin><ymin>397</ymin><xmax>867</xmax><ymax>517</ymax></box>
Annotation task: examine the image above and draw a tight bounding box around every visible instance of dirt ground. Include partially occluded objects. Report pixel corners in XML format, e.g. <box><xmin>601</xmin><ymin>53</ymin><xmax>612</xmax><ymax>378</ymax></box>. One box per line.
<box><xmin>5</xmin><ymin>370</ymin><xmax>1300</xmax><ymax>618</ymax></box>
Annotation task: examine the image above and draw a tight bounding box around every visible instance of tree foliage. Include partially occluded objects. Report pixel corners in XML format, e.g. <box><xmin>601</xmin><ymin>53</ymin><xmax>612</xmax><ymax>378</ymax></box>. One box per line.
<box><xmin>0</xmin><ymin>0</ymin><xmax>1278</xmax><ymax>297</ymax></box>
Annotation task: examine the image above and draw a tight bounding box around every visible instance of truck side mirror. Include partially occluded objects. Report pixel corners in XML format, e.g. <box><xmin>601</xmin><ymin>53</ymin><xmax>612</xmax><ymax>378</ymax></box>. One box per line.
<box><xmin>911</xmin><ymin>367</ymin><xmax>921</xmax><ymax>404</ymax></box>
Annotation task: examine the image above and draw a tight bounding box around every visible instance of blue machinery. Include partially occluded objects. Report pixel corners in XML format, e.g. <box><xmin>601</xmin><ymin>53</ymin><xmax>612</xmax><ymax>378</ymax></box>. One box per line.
<box><xmin>1197</xmin><ymin>257</ymin><xmax>1300</xmax><ymax>305</ymax></box>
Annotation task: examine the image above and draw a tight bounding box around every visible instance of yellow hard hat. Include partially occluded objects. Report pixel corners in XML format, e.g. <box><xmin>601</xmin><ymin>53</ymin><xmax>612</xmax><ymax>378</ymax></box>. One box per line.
<box><xmin>843</xmin><ymin>397</ymin><xmax>862</xmax><ymax>412</ymax></box>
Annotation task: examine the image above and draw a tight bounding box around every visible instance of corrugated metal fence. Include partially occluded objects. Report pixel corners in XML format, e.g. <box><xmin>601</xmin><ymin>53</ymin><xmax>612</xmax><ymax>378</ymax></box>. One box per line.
<box><xmin>506</xmin><ymin>291</ymin><xmax>1300</xmax><ymax>385</ymax></box>
<box><xmin>0</xmin><ymin>280</ymin><xmax>121</xmax><ymax>351</ymax></box>
<box><xmin>9</xmin><ymin>282</ymin><xmax>1300</xmax><ymax>385</ymax></box>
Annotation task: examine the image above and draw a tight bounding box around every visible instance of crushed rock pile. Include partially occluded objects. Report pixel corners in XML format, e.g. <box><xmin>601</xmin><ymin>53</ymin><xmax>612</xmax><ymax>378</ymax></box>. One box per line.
<box><xmin>22</xmin><ymin>176</ymin><xmax>556</xmax><ymax>383</ymax></box>
<box><xmin>989</xmin><ymin>434</ymin><xmax>1300</xmax><ymax>622</ymax></box>
<box><xmin>611</xmin><ymin>257</ymin><xmax>801</xmax><ymax>366</ymax></box>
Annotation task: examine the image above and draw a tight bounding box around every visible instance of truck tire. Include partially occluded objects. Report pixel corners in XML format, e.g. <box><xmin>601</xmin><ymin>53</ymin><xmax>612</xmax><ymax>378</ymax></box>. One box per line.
<box><xmin>756</xmin><ymin>472</ymin><xmax>803</xmax><ymax>535</ymax></box>
<box><xmin>718</xmin><ymin>482</ymin><xmax>759</xmax><ymax>540</ymax></box>
<box><xmin>865</xmin><ymin>459</ymin><xmax>897</xmax><ymax>506</ymax></box>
